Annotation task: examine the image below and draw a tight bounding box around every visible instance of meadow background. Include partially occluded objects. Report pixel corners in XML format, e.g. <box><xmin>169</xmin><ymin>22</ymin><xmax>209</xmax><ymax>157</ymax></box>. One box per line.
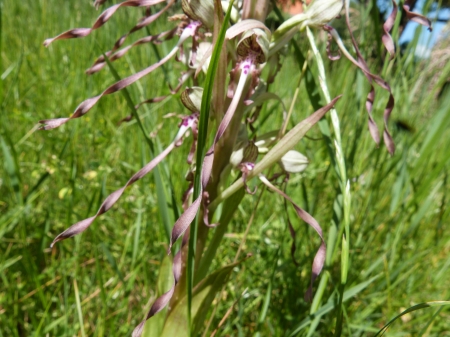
<box><xmin>1</xmin><ymin>0</ymin><xmax>450</xmax><ymax>336</ymax></box>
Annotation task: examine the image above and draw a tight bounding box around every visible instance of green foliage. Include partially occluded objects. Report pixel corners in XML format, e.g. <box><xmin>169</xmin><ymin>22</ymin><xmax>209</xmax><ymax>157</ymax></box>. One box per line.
<box><xmin>1</xmin><ymin>1</ymin><xmax>449</xmax><ymax>336</ymax></box>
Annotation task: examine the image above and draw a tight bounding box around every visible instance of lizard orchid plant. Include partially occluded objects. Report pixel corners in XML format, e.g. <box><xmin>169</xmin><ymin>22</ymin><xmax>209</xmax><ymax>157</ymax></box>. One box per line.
<box><xmin>40</xmin><ymin>0</ymin><xmax>432</xmax><ymax>335</ymax></box>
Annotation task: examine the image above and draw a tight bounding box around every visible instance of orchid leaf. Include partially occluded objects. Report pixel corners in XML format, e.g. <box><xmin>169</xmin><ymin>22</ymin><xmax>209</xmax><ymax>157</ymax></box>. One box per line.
<box><xmin>142</xmin><ymin>255</ymin><xmax>174</xmax><ymax>337</ymax></box>
<box><xmin>161</xmin><ymin>259</ymin><xmax>246</xmax><ymax>337</ymax></box>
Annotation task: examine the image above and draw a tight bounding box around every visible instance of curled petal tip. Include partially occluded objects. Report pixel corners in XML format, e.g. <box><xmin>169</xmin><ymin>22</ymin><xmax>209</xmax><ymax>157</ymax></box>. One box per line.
<box><xmin>132</xmin><ymin>322</ymin><xmax>144</xmax><ymax>337</ymax></box>
<box><xmin>38</xmin><ymin>118</ymin><xmax>70</xmax><ymax>130</ymax></box>
<box><xmin>43</xmin><ymin>39</ymin><xmax>52</xmax><ymax>47</ymax></box>
<box><xmin>50</xmin><ymin>237</ymin><xmax>62</xmax><ymax>248</ymax></box>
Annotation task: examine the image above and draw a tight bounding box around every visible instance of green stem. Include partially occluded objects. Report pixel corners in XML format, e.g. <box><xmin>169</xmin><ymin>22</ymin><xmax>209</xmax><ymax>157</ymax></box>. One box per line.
<box><xmin>306</xmin><ymin>24</ymin><xmax>351</xmax><ymax>335</ymax></box>
<box><xmin>186</xmin><ymin>2</ymin><xmax>234</xmax><ymax>332</ymax></box>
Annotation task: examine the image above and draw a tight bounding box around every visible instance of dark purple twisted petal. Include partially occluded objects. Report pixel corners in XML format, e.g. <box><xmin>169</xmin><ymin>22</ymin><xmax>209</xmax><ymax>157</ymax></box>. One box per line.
<box><xmin>51</xmin><ymin>142</ymin><xmax>176</xmax><ymax>247</ymax></box>
<box><xmin>89</xmin><ymin>1</ymin><xmax>176</xmax><ymax>71</ymax></box>
<box><xmin>344</xmin><ymin>11</ymin><xmax>396</xmax><ymax>154</ymax></box>
<box><xmin>382</xmin><ymin>0</ymin><xmax>398</xmax><ymax>59</ymax></box>
<box><xmin>38</xmin><ymin>118</ymin><xmax>70</xmax><ymax>130</ymax></box>
<box><xmin>366</xmin><ymin>88</ymin><xmax>381</xmax><ymax>145</ymax></box>
<box><xmin>169</xmin><ymin>195</ymin><xmax>203</xmax><ymax>252</ymax></box>
<box><xmin>86</xmin><ymin>28</ymin><xmax>177</xmax><ymax>75</ymax></box>
<box><xmin>403</xmin><ymin>1</ymin><xmax>432</xmax><ymax>31</ymax></box>
<box><xmin>132</xmin><ymin>233</ymin><xmax>186</xmax><ymax>337</ymax></box>
<box><xmin>118</xmin><ymin>114</ymin><xmax>134</xmax><ymax>125</ymax></box>
<box><xmin>382</xmin><ymin>94</ymin><xmax>395</xmax><ymax>155</ymax></box>
<box><xmin>130</xmin><ymin>1</ymin><xmax>174</xmax><ymax>34</ymax></box>
<box><xmin>258</xmin><ymin>175</ymin><xmax>326</xmax><ymax>302</ymax></box>
<box><xmin>40</xmin><ymin>43</ymin><xmax>180</xmax><ymax>130</ymax></box>
<box><xmin>43</xmin><ymin>0</ymin><xmax>166</xmax><ymax>47</ymax></box>
<box><xmin>134</xmin><ymin>95</ymin><xmax>168</xmax><ymax>110</ymax></box>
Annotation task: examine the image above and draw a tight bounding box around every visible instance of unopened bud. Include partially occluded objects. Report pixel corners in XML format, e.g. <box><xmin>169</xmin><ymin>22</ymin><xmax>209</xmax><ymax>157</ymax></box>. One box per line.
<box><xmin>182</xmin><ymin>0</ymin><xmax>214</xmax><ymax>29</ymax></box>
<box><xmin>272</xmin><ymin>0</ymin><xmax>343</xmax><ymax>45</ymax></box>
<box><xmin>279</xmin><ymin>150</ymin><xmax>309</xmax><ymax>173</ymax></box>
<box><xmin>181</xmin><ymin>87</ymin><xmax>203</xmax><ymax>112</ymax></box>
<box><xmin>237</xmin><ymin>29</ymin><xmax>270</xmax><ymax>64</ymax></box>
<box><xmin>243</xmin><ymin>141</ymin><xmax>259</xmax><ymax>163</ymax></box>
<box><xmin>304</xmin><ymin>0</ymin><xmax>343</xmax><ymax>28</ymax></box>
<box><xmin>230</xmin><ymin>141</ymin><xmax>258</xmax><ymax>167</ymax></box>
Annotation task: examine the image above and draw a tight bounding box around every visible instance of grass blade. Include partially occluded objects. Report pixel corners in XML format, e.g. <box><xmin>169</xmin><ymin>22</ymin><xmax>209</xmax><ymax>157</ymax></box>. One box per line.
<box><xmin>73</xmin><ymin>279</ymin><xmax>87</xmax><ymax>337</ymax></box>
<box><xmin>374</xmin><ymin>301</ymin><xmax>450</xmax><ymax>337</ymax></box>
<box><xmin>288</xmin><ymin>275</ymin><xmax>380</xmax><ymax>336</ymax></box>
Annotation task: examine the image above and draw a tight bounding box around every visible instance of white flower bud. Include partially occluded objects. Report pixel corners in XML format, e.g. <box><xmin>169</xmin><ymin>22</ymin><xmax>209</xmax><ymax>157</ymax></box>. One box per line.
<box><xmin>230</xmin><ymin>141</ymin><xmax>247</xmax><ymax>167</ymax></box>
<box><xmin>304</xmin><ymin>0</ymin><xmax>343</xmax><ymax>28</ymax></box>
<box><xmin>279</xmin><ymin>150</ymin><xmax>309</xmax><ymax>173</ymax></box>
<box><xmin>230</xmin><ymin>141</ymin><xmax>258</xmax><ymax>167</ymax></box>
<box><xmin>272</xmin><ymin>0</ymin><xmax>343</xmax><ymax>49</ymax></box>
<box><xmin>181</xmin><ymin>87</ymin><xmax>203</xmax><ymax>112</ymax></box>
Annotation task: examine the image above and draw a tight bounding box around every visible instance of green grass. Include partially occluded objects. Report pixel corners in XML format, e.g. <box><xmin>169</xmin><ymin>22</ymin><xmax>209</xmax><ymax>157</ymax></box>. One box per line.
<box><xmin>1</xmin><ymin>1</ymin><xmax>450</xmax><ymax>336</ymax></box>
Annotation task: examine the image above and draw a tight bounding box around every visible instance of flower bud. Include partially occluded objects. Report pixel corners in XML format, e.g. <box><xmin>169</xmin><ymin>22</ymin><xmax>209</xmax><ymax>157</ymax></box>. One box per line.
<box><xmin>181</xmin><ymin>87</ymin><xmax>203</xmax><ymax>112</ymax></box>
<box><xmin>279</xmin><ymin>150</ymin><xmax>309</xmax><ymax>173</ymax></box>
<box><xmin>304</xmin><ymin>0</ymin><xmax>343</xmax><ymax>28</ymax></box>
<box><xmin>230</xmin><ymin>141</ymin><xmax>258</xmax><ymax>167</ymax></box>
<box><xmin>272</xmin><ymin>0</ymin><xmax>342</xmax><ymax>47</ymax></box>
<box><xmin>243</xmin><ymin>141</ymin><xmax>259</xmax><ymax>163</ymax></box>
<box><xmin>182</xmin><ymin>0</ymin><xmax>215</xmax><ymax>29</ymax></box>
<box><xmin>237</xmin><ymin>28</ymin><xmax>270</xmax><ymax>64</ymax></box>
